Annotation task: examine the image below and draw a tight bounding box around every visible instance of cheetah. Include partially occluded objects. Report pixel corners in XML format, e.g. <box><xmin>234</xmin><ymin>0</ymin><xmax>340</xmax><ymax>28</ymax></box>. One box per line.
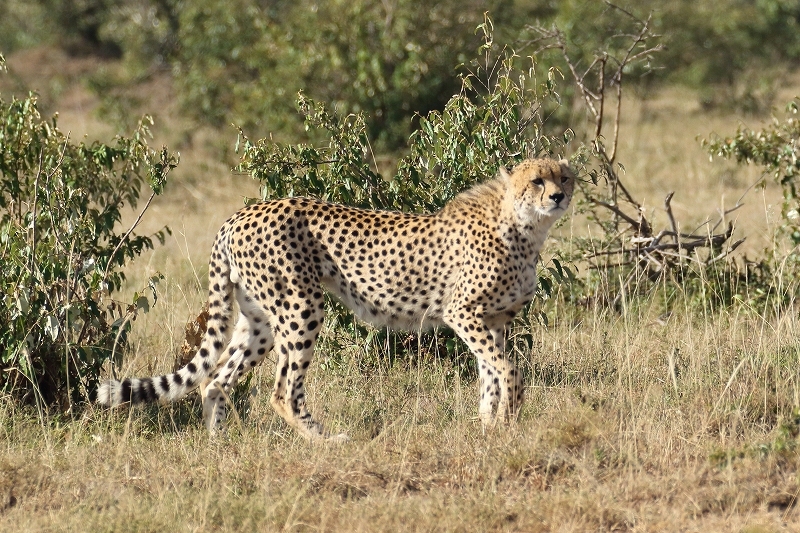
<box><xmin>98</xmin><ymin>158</ymin><xmax>574</xmax><ymax>441</ymax></box>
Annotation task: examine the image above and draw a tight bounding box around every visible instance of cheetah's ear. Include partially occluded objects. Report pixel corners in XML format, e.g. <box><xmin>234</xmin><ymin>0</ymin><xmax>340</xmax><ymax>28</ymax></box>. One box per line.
<box><xmin>498</xmin><ymin>165</ymin><xmax>512</xmax><ymax>181</ymax></box>
<box><xmin>558</xmin><ymin>159</ymin><xmax>574</xmax><ymax>178</ymax></box>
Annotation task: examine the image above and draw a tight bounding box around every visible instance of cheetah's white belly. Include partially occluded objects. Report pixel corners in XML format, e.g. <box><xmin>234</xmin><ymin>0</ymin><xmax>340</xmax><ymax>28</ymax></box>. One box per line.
<box><xmin>320</xmin><ymin>277</ymin><xmax>447</xmax><ymax>331</ymax></box>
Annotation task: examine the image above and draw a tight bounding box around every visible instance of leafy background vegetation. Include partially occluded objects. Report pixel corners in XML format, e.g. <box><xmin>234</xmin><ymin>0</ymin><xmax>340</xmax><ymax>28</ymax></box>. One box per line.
<box><xmin>1</xmin><ymin>0</ymin><xmax>800</xmax><ymax>530</ymax></box>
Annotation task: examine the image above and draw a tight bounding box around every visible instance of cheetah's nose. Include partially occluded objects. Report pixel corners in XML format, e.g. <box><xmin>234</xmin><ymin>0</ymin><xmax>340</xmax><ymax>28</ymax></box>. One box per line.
<box><xmin>550</xmin><ymin>192</ymin><xmax>565</xmax><ymax>205</ymax></box>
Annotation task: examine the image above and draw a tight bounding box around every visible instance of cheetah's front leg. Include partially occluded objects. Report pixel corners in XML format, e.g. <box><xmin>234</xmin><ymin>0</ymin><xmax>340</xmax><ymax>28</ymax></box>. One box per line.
<box><xmin>477</xmin><ymin>325</ymin><xmax>521</xmax><ymax>425</ymax></box>
<box><xmin>444</xmin><ymin>312</ymin><xmax>524</xmax><ymax>428</ymax></box>
<box><xmin>488</xmin><ymin>323</ymin><xmax>524</xmax><ymax>423</ymax></box>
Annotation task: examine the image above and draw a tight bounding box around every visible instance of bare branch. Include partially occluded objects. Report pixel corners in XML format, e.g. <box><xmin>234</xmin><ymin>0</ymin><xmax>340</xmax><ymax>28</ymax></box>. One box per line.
<box><xmin>707</xmin><ymin>239</ymin><xmax>746</xmax><ymax>265</ymax></box>
<box><xmin>588</xmin><ymin>221</ymin><xmax>737</xmax><ymax>263</ymax></box>
<box><xmin>625</xmin><ymin>45</ymin><xmax>666</xmax><ymax>65</ymax></box>
<box><xmin>608</xmin><ymin>72</ymin><xmax>622</xmax><ymax>162</ymax></box>
<box><xmin>591</xmin><ymin>198</ymin><xmax>647</xmax><ymax>234</ymax></box>
<box><xmin>603</xmin><ymin>0</ymin><xmax>640</xmax><ymax>21</ymax></box>
<box><xmin>527</xmin><ymin>3</ymin><xmax>747</xmax><ymax>297</ymax></box>
<box><xmin>664</xmin><ymin>192</ymin><xmax>679</xmax><ymax>246</ymax></box>
<box><xmin>596</xmin><ymin>56</ymin><xmax>607</xmax><ymax>139</ymax></box>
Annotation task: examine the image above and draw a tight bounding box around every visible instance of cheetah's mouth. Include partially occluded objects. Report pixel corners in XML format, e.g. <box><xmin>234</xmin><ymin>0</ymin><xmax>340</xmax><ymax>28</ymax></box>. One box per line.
<box><xmin>538</xmin><ymin>202</ymin><xmax>567</xmax><ymax>216</ymax></box>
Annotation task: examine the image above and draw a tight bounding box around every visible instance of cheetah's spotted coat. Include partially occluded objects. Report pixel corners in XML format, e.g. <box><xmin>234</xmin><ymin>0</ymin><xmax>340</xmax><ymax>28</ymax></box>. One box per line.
<box><xmin>98</xmin><ymin>158</ymin><xmax>574</xmax><ymax>440</ymax></box>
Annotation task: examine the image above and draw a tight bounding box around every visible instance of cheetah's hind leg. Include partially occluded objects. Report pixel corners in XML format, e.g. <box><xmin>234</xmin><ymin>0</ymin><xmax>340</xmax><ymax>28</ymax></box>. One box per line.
<box><xmin>201</xmin><ymin>298</ymin><xmax>274</xmax><ymax>435</ymax></box>
<box><xmin>268</xmin><ymin>303</ymin><xmax>348</xmax><ymax>443</ymax></box>
<box><xmin>269</xmin><ymin>333</ymin><xmax>349</xmax><ymax>443</ymax></box>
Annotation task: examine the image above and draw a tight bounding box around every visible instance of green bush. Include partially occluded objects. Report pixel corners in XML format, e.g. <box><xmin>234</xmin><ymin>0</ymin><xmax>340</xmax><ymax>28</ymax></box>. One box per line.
<box><xmin>98</xmin><ymin>0</ymin><xmax>500</xmax><ymax>150</ymax></box>
<box><xmin>236</xmin><ymin>17</ymin><xmax>572</xmax><ymax>210</ymax></box>
<box><xmin>0</xmin><ymin>61</ymin><xmax>176</xmax><ymax>409</ymax></box>
<box><xmin>691</xmin><ymin>98</ymin><xmax>800</xmax><ymax>311</ymax></box>
<box><xmin>705</xmin><ymin>99</ymin><xmax>800</xmax><ymax>245</ymax></box>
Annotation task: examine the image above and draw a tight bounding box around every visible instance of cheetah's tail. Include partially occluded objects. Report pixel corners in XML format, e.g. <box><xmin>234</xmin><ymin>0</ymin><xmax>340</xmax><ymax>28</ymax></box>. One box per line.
<box><xmin>97</xmin><ymin>235</ymin><xmax>234</xmax><ymax>408</ymax></box>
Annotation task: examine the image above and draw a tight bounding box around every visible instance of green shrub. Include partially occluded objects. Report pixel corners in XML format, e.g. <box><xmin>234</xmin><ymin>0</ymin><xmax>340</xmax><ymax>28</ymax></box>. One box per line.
<box><xmin>236</xmin><ymin>17</ymin><xmax>572</xmax><ymax>210</ymax></box>
<box><xmin>0</xmin><ymin>65</ymin><xmax>176</xmax><ymax>409</ymax></box>
<box><xmin>689</xmin><ymin>99</ymin><xmax>800</xmax><ymax>312</ymax></box>
<box><xmin>705</xmin><ymin>99</ymin><xmax>800</xmax><ymax>246</ymax></box>
<box><xmin>98</xmin><ymin>0</ymin><xmax>499</xmax><ymax>150</ymax></box>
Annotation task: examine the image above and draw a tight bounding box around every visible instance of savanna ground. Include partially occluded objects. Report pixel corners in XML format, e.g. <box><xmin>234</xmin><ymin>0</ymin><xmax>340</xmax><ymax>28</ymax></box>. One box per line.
<box><xmin>2</xmin><ymin>47</ymin><xmax>800</xmax><ymax>532</ymax></box>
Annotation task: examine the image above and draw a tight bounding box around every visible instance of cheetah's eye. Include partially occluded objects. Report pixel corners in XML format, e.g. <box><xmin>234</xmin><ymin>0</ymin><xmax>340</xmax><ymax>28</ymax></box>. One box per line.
<box><xmin>532</xmin><ymin>178</ymin><xmax>544</xmax><ymax>186</ymax></box>
<box><xmin>561</xmin><ymin>175</ymin><xmax>570</xmax><ymax>184</ymax></box>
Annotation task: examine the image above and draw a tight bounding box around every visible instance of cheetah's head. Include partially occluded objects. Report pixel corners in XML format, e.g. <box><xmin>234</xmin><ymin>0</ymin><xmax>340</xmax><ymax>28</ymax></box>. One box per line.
<box><xmin>500</xmin><ymin>158</ymin><xmax>574</xmax><ymax>223</ymax></box>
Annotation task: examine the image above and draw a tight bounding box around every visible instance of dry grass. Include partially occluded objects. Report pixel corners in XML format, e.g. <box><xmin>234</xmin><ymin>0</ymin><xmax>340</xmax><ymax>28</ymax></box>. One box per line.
<box><xmin>1</xmin><ymin>47</ymin><xmax>800</xmax><ymax>531</ymax></box>
<box><xmin>2</xmin><ymin>306</ymin><xmax>799</xmax><ymax>531</ymax></box>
